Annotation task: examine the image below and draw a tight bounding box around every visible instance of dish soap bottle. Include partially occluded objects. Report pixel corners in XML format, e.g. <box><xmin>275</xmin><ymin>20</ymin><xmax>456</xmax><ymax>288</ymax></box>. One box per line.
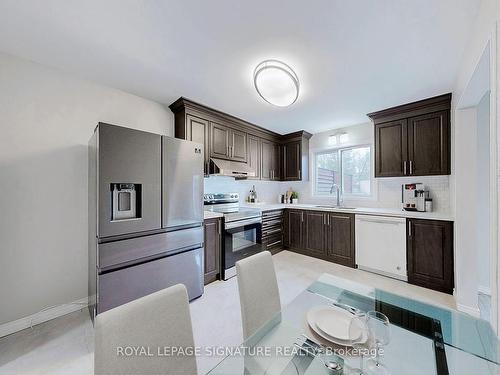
<box><xmin>249</xmin><ymin>185</ymin><xmax>257</xmax><ymax>203</ymax></box>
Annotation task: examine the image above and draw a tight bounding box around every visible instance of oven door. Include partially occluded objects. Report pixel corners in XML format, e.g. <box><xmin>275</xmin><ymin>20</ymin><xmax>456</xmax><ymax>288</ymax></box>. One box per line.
<box><xmin>223</xmin><ymin>217</ymin><xmax>263</xmax><ymax>279</ymax></box>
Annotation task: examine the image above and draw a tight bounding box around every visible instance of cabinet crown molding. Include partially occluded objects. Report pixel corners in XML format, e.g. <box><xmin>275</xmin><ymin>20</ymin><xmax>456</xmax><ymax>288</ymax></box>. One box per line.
<box><xmin>367</xmin><ymin>93</ymin><xmax>452</xmax><ymax>122</ymax></box>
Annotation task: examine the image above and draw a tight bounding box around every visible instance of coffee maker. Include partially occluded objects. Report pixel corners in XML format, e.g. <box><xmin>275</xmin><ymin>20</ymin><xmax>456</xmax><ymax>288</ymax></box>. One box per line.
<box><xmin>402</xmin><ymin>183</ymin><xmax>429</xmax><ymax>212</ymax></box>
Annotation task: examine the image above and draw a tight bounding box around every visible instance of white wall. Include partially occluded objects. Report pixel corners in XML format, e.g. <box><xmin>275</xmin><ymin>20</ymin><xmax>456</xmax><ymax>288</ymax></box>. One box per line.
<box><xmin>453</xmin><ymin>0</ymin><xmax>500</xmax><ymax>321</ymax></box>
<box><xmin>0</xmin><ymin>53</ymin><xmax>173</xmax><ymax>325</ymax></box>
<box><xmin>454</xmin><ymin>108</ymin><xmax>480</xmax><ymax>314</ymax></box>
<box><xmin>476</xmin><ymin>92</ymin><xmax>491</xmax><ymax>293</ymax></box>
<box><xmin>204</xmin><ymin>177</ymin><xmax>283</xmax><ymax>203</ymax></box>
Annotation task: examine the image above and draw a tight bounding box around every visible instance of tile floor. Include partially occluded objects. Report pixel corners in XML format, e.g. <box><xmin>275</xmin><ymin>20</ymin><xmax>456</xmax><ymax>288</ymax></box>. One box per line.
<box><xmin>0</xmin><ymin>250</ymin><xmax>457</xmax><ymax>375</ymax></box>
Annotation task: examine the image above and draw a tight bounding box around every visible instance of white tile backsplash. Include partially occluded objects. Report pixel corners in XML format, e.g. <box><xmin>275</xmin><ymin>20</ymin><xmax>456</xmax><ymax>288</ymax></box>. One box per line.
<box><xmin>284</xmin><ymin>175</ymin><xmax>451</xmax><ymax>213</ymax></box>
<box><xmin>205</xmin><ymin>175</ymin><xmax>451</xmax><ymax>215</ymax></box>
<box><xmin>204</xmin><ymin>176</ymin><xmax>283</xmax><ymax>203</ymax></box>
<box><xmin>376</xmin><ymin>176</ymin><xmax>451</xmax><ymax>213</ymax></box>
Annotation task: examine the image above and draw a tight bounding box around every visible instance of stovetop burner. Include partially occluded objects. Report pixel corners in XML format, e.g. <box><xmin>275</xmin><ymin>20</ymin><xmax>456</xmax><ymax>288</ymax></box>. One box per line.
<box><xmin>204</xmin><ymin>192</ymin><xmax>261</xmax><ymax>222</ymax></box>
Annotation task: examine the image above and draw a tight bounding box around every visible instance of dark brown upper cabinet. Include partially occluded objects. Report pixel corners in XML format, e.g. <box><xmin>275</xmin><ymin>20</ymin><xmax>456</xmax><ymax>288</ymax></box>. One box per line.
<box><xmin>282</xmin><ymin>131</ymin><xmax>311</xmax><ymax>181</ymax></box>
<box><xmin>407</xmin><ymin>111</ymin><xmax>450</xmax><ymax>176</ymax></box>
<box><xmin>368</xmin><ymin>93</ymin><xmax>451</xmax><ymax>177</ymax></box>
<box><xmin>407</xmin><ymin>219</ymin><xmax>453</xmax><ymax>294</ymax></box>
<box><xmin>247</xmin><ymin>135</ymin><xmax>261</xmax><ymax>180</ymax></box>
<box><xmin>174</xmin><ymin>114</ymin><xmax>210</xmax><ymax>174</ymax></box>
<box><xmin>261</xmin><ymin>140</ymin><xmax>281</xmax><ymax>180</ymax></box>
<box><xmin>210</xmin><ymin>122</ymin><xmax>230</xmax><ymax>159</ymax></box>
<box><xmin>374</xmin><ymin>119</ymin><xmax>408</xmax><ymax>177</ymax></box>
<box><xmin>209</xmin><ymin>122</ymin><xmax>247</xmax><ymax>162</ymax></box>
<box><xmin>169</xmin><ymin>98</ymin><xmax>310</xmax><ymax>181</ymax></box>
<box><xmin>230</xmin><ymin>128</ymin><xmax>247</xmax><ymax>162</ymax></box>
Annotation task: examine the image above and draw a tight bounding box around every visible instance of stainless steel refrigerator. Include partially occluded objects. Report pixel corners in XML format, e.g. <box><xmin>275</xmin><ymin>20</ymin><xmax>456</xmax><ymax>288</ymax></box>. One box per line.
<box><xmin>88</xmin><ymin>123</ymin><xmax>204</xmax><ymax>319</ymax></box>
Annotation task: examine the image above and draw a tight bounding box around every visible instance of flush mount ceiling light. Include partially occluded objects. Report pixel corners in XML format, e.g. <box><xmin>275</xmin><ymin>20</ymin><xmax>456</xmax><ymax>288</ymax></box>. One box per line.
<box><xmin>253</xmin><ymin>60</ymin><xmax>299</xmax><ymax>107</ymax></box>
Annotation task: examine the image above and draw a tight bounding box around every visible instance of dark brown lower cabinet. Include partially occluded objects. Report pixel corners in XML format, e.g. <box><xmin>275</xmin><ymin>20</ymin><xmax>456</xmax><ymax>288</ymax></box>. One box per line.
<box><xmin>204</xmin><ymin>218</ymin><xmax>221</xmax><ymax>284</ymax></box>
<box><xmin>284</xmin><ymin>209</ymin><xmax>355</xmax><ymax>268</ymax></box>
<box><xmin>262</xmin><ymin>210</ymin><xmax>284</xmax><ymax>254</ymax></box>
<box><xmin>407</xmin><ymin>219</ymin><xmax>454</xmax><ymax>294</ymax></box>
<box><xmin>304</xmin><ymin>211</ymin><xmax>326</xmax><ymax>257</ymax></box>
<box><xmin>326</xmin><ymin>213</ymin><xmax>355</xmax><ymax>267</ymax></box>
<box><xmin>284</xmin><ymin>209</ymin><xmax>304</xmax><ymax>249</ymax></box>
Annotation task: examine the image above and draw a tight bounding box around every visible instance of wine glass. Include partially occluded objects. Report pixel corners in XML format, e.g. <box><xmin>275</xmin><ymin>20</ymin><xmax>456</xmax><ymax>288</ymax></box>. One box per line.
<box><xmin>365</xmin><ymin>311</ymin><xmax>391</xmax><ymax>375</ymax></box>
<box><xmin>348</xmin><ymin>313</ymin><xmax>369</xmax><ymax>375</ymax></box>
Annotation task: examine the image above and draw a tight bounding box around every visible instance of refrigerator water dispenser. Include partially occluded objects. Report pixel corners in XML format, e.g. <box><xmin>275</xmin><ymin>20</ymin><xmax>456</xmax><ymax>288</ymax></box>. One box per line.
<box><xmin>111</xmin><ymin>183</ymin><xmax>141</xmax><ymax>221</ymax></box>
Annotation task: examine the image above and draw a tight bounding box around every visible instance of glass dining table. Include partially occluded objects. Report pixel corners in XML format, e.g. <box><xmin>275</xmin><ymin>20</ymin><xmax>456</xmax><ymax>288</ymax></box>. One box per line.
<box><xmin>207</xmin><ymin>273</ymin><xmax>500</xmax><ymax>375</ymax></box>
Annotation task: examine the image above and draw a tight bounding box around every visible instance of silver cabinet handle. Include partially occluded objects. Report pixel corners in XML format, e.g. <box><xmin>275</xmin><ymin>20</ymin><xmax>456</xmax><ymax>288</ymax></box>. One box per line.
<box><xmin>301</xmin><ymin>212</ymin><xmax>304</xmax><ymax>222</ymax></box>
<box><xmin>408</xmin><ymin>220</ymin><xmax>412</xmax><ymax>237</ymax></box>
<box><xmin>327</xmin><ymin>215</ymin><xmax>330</xmax><ymax>226</ymax></box>
<box><xmin>323</xmin><ymin>215</ymin><xmax>326</xmax><ymax>225</ymax></box>
<box><xmin>404</xmin><ymin>161</ymin><xmax>407</xmax><ymax>175</ymax></box>
<box><xmin>358</xmin><ymin>218</ymin><xmax>403</xmax><ymax>225</ymax></box>
<box><xmin>267</xmin><ymin>240</ymin><xmax>282</xmax><ymax>248</ymax></box>
<box><xmin>263</xmin><ymin>228</ymin><xmax>282</xmax><ymax>236</ymax></box>
<box><xmin>225</xmin><ymin>217</ymin><xmax>262</xmax><ymax>230</ymax></box>
<box><xmin>409</xmin><ymin>160</ymin><xmax>413</xmax><ymax>175</ymax></box>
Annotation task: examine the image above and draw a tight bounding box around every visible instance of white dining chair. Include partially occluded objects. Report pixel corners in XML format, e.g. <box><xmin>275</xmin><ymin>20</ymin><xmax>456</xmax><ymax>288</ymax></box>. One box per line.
<box><xmin>236</xmin><ymin>251</ymin><xmax>281</xmax><ymax>339</ymax></box>
<box><xmin>94</xmin><ymin>284</ymin><xmax>197</xmax><ymax>375</ymax></box>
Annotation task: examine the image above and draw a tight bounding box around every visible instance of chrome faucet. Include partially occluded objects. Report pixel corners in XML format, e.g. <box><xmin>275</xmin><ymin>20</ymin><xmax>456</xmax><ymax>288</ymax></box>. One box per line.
<box><xmin>330</xmin><ymin>183</ymin><xmax>342</xmax><ymax>207</ymax></box>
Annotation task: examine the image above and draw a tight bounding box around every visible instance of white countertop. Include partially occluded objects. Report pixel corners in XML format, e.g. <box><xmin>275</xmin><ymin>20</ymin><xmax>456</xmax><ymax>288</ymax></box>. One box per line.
<box><xmin>240</xmin><ymin>202</ymin><xmax>454</xmax><ymax>221</ymax></box>
<box><xmin>204</xmin><ymin>211</ymin><xmax>224</xmax><ymax>220</ymax></box>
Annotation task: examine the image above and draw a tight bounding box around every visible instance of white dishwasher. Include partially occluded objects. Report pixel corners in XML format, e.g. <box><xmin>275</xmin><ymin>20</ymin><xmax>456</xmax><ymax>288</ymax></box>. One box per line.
<box><xmin>355</xmin><ymin>215</ymin><xmax>407</xmax><ymax>281</ymax></box>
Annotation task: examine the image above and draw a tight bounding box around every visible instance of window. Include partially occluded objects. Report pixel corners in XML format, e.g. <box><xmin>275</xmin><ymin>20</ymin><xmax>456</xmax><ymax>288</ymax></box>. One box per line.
<box><xmin>315</xmin><ymin>146</ymin><xmax>371</xmax><ymax>197</ymax></box>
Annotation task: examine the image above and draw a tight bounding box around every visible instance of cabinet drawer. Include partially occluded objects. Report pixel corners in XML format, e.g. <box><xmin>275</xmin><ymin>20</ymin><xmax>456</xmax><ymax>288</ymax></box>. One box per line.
<box><xmin>262</xmin><ymin>219</ymin><xmax>282</xmax><ymax>228</ymax></box>
<box><xmin>263</xmin><ymin>210</ymin><xmax>284</xmax><ymax>219</ymax></box>
<box><xmin>263</xmin><ymin>226</ymin><xmax>282</xmax><ymax>237</ymax></box>
<box><xmin>264</xmin><ymin>233</ymin><xmax>283</xmax><ymax>249</ymax></box>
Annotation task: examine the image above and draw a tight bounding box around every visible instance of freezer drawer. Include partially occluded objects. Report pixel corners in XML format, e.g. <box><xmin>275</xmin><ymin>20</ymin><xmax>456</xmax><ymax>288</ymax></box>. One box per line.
<box><xmin>98</xmin><ymin>227</ymin><xmax>203</xmax><ymax>270</ymax></box>
<box><xmin>355</xmin><ymin>215</ymin><xmax>407</xmax><ymax>281</ymax></box>
<box><xmin>97</xmin><ymin>247</ymin><xmax>203</xmax><ymax>314</ymax></box>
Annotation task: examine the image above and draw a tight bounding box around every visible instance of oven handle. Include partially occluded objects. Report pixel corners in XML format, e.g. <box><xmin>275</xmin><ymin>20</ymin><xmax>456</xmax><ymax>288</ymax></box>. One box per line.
<box><xmin>224</xmin><ymin>217</ymin><xmax>262</xmax><ymax>230</ymax></box>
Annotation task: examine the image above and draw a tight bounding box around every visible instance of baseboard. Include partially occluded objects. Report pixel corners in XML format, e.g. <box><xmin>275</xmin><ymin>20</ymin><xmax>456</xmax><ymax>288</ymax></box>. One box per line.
<box><xmin>478</xmin><ymin>285</ymin><xmax>492</xmax><ymax>296</ymax></box>
<box><xmin>0</xmin><ymin>297</ymin><xmax>88</xmax><ymax>338</ymax></box>
<box><xmin>457</xmin><ymin>303</ymin><xmax>481</xmax><ymax>318</ymax></box>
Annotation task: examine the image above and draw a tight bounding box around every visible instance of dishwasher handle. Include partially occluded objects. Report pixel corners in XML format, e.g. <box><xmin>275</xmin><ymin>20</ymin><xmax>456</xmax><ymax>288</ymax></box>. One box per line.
<box><xmin>356</xmin><ymin>217</ymin><xmax>405</xmax><ymax>225</ymax></box>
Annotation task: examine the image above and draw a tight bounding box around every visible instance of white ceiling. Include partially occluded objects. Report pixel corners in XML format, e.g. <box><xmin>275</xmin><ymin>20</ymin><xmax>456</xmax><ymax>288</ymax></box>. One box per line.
<box><xmin>0</xmin><ymin>0</ymin><xmax>480</xmax><ymax>134</ymax></box>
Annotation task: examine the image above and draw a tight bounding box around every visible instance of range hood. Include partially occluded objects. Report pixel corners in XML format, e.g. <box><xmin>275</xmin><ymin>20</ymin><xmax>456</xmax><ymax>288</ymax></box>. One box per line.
<box><xmin>209</xmin><ymin>158</ymin><xmax>255</xmax><ymax>178</ymax></box>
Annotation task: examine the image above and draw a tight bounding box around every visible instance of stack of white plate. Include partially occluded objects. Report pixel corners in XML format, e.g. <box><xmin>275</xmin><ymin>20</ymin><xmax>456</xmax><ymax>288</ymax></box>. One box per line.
<box><xmin>306</xmin><ymin>305</ymin><xmax>366</xmax><ymax>346</ymax></box>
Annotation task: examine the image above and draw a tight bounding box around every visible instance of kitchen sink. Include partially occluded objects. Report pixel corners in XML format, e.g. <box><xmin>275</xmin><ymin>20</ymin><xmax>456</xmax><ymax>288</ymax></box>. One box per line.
<box><xmin>314</xmin><ymin>205</ymin><xmax>356</xmax><ymax>210</ymax></box>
